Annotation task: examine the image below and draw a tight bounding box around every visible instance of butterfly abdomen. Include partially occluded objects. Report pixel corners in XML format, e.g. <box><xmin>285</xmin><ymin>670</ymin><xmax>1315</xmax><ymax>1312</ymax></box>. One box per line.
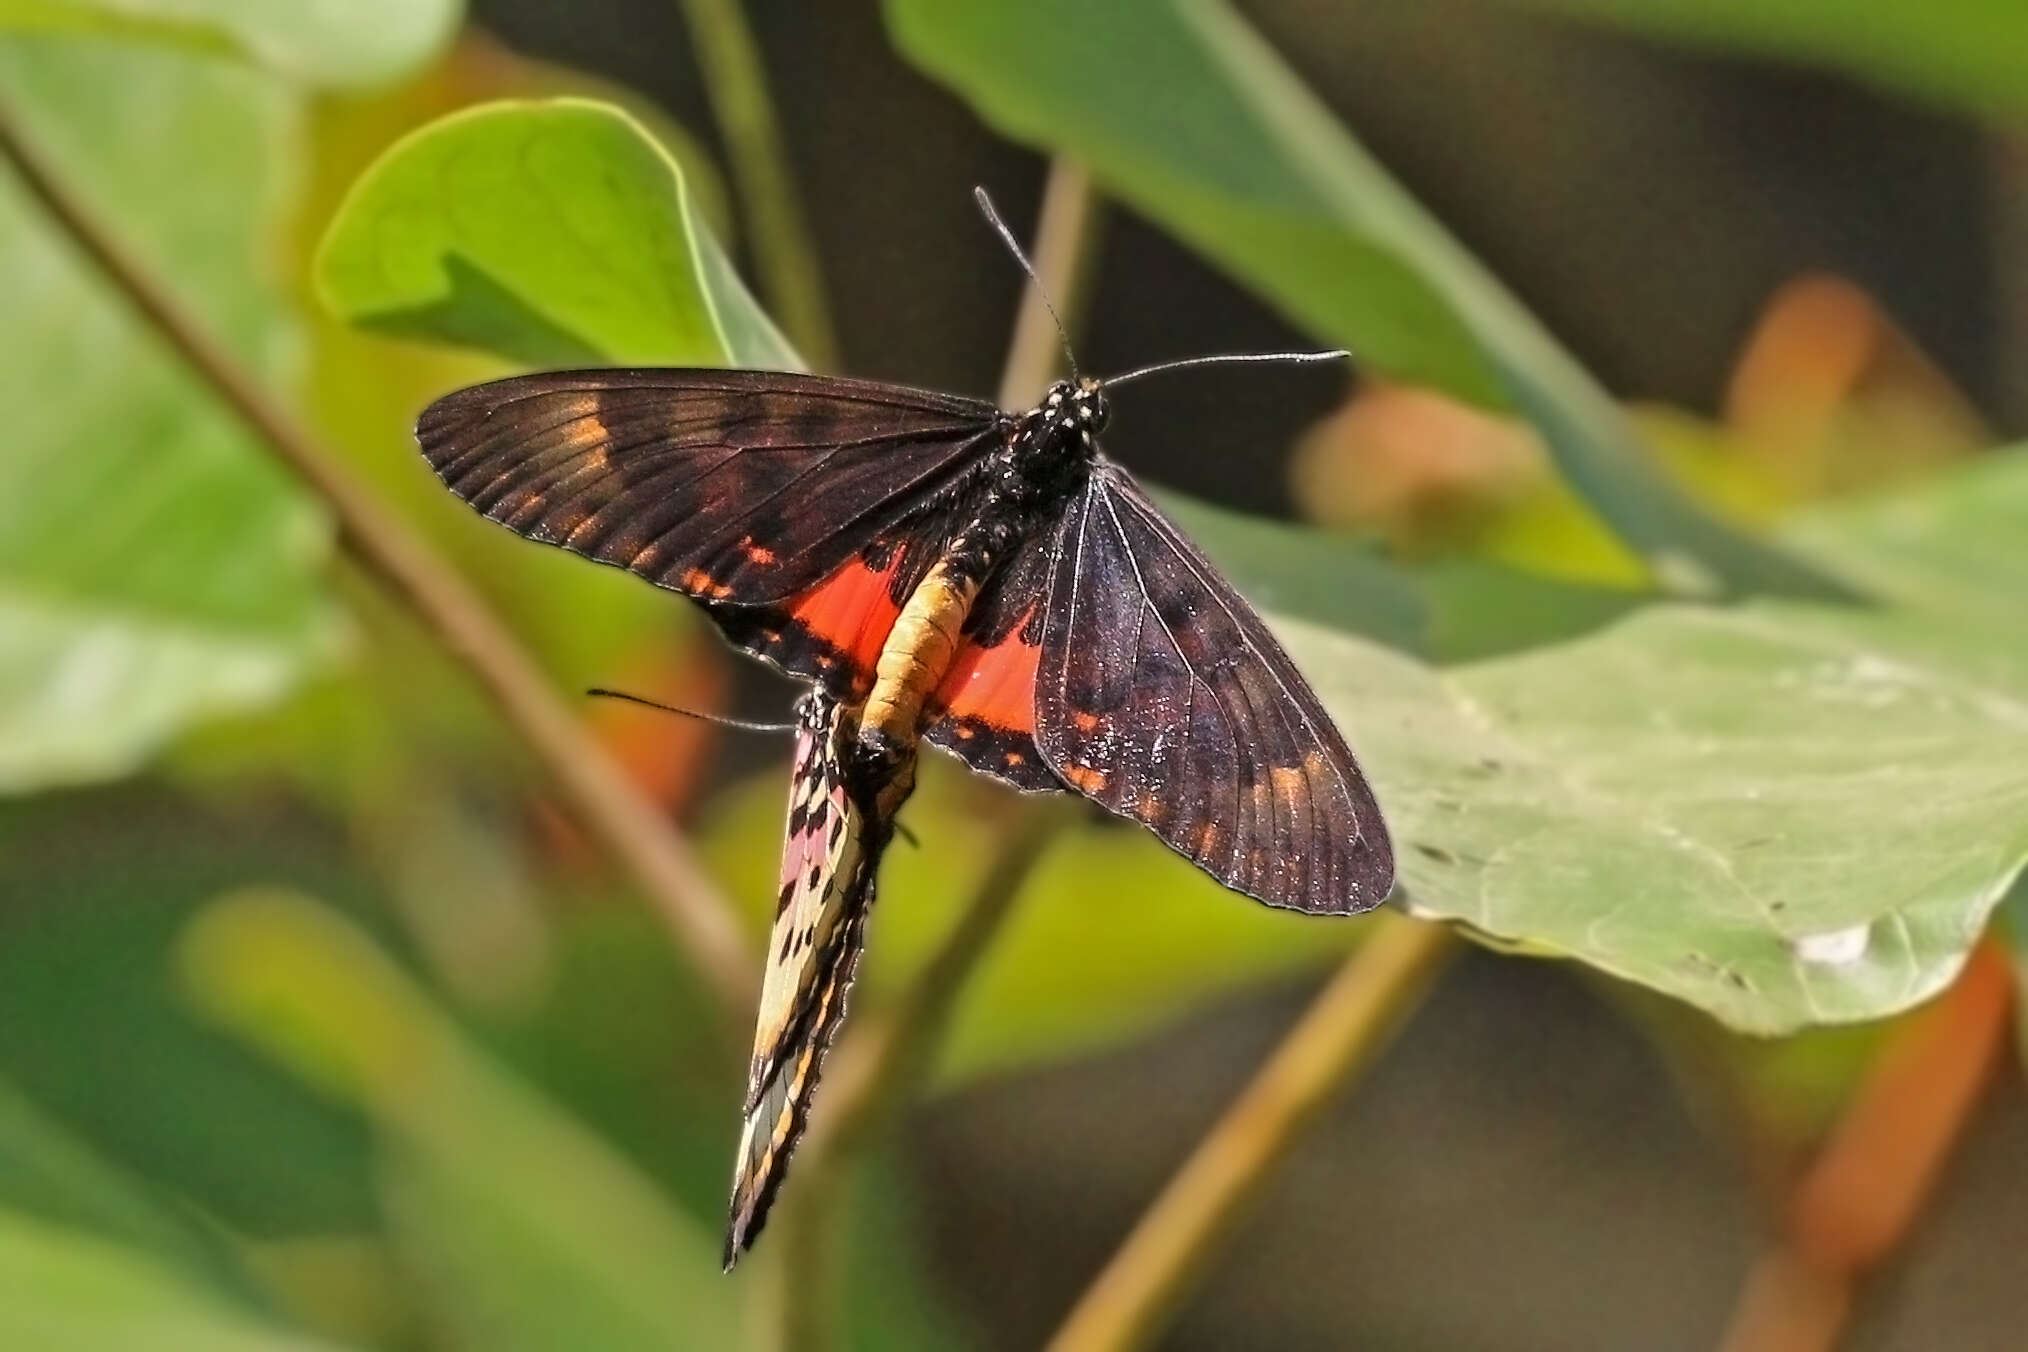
<box><xmin>862</xmin><ymin>556</ymin><xmax>985</xmax><ymax>756</ymax></box>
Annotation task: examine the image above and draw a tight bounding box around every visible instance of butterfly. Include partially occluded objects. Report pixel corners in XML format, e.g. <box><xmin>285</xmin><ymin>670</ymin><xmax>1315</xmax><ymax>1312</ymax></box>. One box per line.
<box><xmin>415</xmin><ymin>361</ymin><xmax>1395</xmax><ymax>916</ymax></box>
<box><xmin>724</xmin><ymin>689</ymin><xmax>904</xmax><ymax>1267</ymax></box>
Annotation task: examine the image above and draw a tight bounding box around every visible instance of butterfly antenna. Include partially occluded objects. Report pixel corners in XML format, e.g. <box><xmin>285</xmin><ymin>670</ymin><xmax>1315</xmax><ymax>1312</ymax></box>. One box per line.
<box><xmin>1102</xmin><ymin>348</ymin><xmax>1352</xmax><ymax>390</ymax></box>
<box><xmin>973</xmin><ymin>186</ymin><xmax>1080</xmax><ymax>382</ymax></box>
<box><xmin>585</xmin><ymin>688</ymin><xmax>798</xmax><ymax>734</ymax></box>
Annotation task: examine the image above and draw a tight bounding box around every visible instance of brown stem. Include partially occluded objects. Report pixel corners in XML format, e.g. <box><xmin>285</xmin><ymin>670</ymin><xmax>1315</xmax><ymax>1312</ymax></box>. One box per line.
<box><xmin>1717</xmin><ymin>939</ymin><xmax>2014</xmax><ymax>1352</ymax></box>
<box><xmin>1048</xmin><ymin>915</ymin><xmax>1457</xmax><ymax>1352</ymax></box>
<box><xmin>676</xmin><ymin>0</ymin><xmax>839</xmax><ymax>370</ymax></box>
<box><xmin>0</xmin><ymin>96</ymin><xmax>756</xmax><ymax>1015</ymax></box>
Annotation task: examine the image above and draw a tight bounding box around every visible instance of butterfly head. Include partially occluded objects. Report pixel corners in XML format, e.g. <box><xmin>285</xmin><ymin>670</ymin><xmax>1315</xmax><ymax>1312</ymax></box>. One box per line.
<box><xmin>1039</xmin><ymin>377</ymin><xmax>1110</xmax><ymax>441</ymax></box>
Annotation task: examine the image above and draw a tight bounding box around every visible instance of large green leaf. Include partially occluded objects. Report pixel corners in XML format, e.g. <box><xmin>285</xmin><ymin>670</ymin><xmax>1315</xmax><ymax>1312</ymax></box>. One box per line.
<box><xmin>0</xmin><ymin>0</ymin><xmax>460</xmax><ymax>88</ymax></box>
<box><xmin>179</xmin><ymin>890</ymin><xmax>740</xmax><ymax>1351</ymax></box>
<box><xmin>884</xmin><ymin>0</ymin><xmax>1848</xmax><ymax>600</ymax></box>
<box><xmin>1295</xmin><ymin>455</ymin><xmax>2028</xmax><ymax>1034</ymax></box>
<box><xmin>1784</xmin><ymin>453</ymin><xmax>2028</xmax><ymax>631</ymax></box>
<box><xmin>315</xmin><ymin>99</ymin><xmax>797</xmax><ymax>370</ymax></box>
<box><xmin>0</xmin><ymin>1208</ymin><xmax>348</xmax><ymax>1352</ymax></box>
<box><xmin>0</xmin><ymin>39</ymin><xmax>340</xmax><ymax>792</ymax></box>
<box><xmin>1488</xmin><ymin>0</ymin><xmax>2028</xmax><ymax>119</ymax></box>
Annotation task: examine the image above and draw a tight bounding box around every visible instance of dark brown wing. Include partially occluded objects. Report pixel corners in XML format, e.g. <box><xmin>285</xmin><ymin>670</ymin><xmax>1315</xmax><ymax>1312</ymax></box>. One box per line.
<box><xmin>417</xmin><ymin>371</ymin><xmax>1001</xmax><ymax>690</ymax></box>
<box><xmin>1034</xmin><ymin>466</ymin><xmax>1394</xmax><ymax>915</ymax></box>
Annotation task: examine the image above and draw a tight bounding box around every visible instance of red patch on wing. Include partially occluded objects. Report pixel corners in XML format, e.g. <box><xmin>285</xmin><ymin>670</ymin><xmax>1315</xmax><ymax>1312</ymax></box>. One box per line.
<box><xmin>930</xmin><ymin>613</ymin><xmax>1041</xmax><ymax>737</ymax></box>
<box><xmin>922</xmin><ymin>609</ymin><xmax>1057</xmax><ymax>791</ymax></box>
<box><xmin>774</xmin><ymin>554</ymin><xmax>905</xmax><ymax>696</ymax></box>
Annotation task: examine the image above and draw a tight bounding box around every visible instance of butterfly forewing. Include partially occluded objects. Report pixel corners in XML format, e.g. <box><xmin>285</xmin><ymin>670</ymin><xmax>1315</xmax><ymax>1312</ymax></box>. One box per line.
<box><xmin>417</xmin><ymin>368</ymin><xmax>999</xmax><ymax>639</ymax></box>
<box><xmin>1034</xmin><ymin>465</ymin><xmax>1393</xmax><ymax>915</ymax></box>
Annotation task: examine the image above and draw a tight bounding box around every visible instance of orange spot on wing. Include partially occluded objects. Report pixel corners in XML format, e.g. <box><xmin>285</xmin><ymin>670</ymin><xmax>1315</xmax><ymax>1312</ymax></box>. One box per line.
<box><xmin>1071</xmin><ymin>710</ymin><xmax>1101</xmax><ymax>734</ymax></box>
<box><xmin>1064</xmin><ymin>764</ymin><xmax>1108</xmax><ymax>794</ymax></box>
<box><xmin>739</xmin><ymin>536</ymin><xmax>778</xmax><ymax>565</ymax></box>
<box><xmin>681</xmin><ymin>567</ymin><xmax>734</xmax><ymax>600</ymax></box>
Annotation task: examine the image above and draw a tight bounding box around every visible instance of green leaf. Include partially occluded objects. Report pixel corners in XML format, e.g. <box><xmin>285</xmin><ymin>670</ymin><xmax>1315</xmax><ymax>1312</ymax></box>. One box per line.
<box><xmin>1487</xmin><ymin>0</ymin><xmax>2028</xmax><ymax>119</ymax></box>
<box><xmin>1157</xmin><ymin>492</ymin><xmax>1427</xmax><ymax>652</ymax></box>
<box><xmin>0</xmin><ymin>40</ymin><xmax>341</xmax><ymax>793</ymax></box>
<box><xmin>0</xmin><ymin>1207</ymin><xmax>349</xmax><ymax>1352</ymax></box>
<box><xmin>316</xmin><ymin>99</ymin><xmax>797</xmax><ymax>370</ymax></box>
<box><xmin>1324</xmin><ymin>605</ymin><xmax>2025</xmax><ymax>1034</ymax></box>
<box><xmin>885</xmin><ymin>0</ymin><xmax>1849</xmax><ymax>601</ymax></box>
<box><xmin>1280</xmin><ymin>455</ymin><xmax>2028</xmax><ymax>1033</ymax></box>
<box><xmin>0</xmin><ymin>0</ymin><xmax>460</xmax><ymax>88</ymax></box>
<box><xmin>0</xmin><ymin>1080</ymin><xmax>261</xmax><ymax>1306</ymax></box>
<box><xmin>179</xmin><ymin>890</ymin><xmax>740</xmax><ymax>1350</ymax></box>
<box><xmin>1785</xmin><ymin>452</ymin><xmax>2028</xmax><ymax>632</ymax></box>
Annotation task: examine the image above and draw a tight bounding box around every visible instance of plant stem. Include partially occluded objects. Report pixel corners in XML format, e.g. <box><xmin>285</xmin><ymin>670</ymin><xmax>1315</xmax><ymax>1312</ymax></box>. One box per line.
<box><xmin>1716</xmin><ymin>939</ymin><xmax>2013</xmax><ymax>1352</ymax></box>
<box><xmin>764</xmin><ymin>798</ymin><xmax>1073</xmax><ymax>1352</ymax></box>
<box><xmin>0</xmin><ymin>97</ymin><xmax>756</xmax><ymax>1017</ymax></box>
<box><xmin>676</xmin><ymin>0</ymin><xmax>839</xmax><ymax>369</ymax></box>
<box><xmin>1048</xmin><ymin>914</ymin><xmax>1457</xmax><ymax>1352</ymax></box>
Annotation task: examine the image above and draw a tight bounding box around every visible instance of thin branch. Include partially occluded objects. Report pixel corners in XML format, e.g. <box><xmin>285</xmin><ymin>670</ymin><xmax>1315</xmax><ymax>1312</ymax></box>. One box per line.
<box><xmin>1717</xmin><ymin>939</ymin><xmax>2013</xmax><ymax>1352</ymax></box>
<box><xmin>1048</xmin><ymin>914</ymin><xmax>1457</xmax><ymax>1352</ymax></box>
<box><xmin>0</xmin><ymin>96</ymin><xmax>756</xmax><ymax>1016</ymax></box>
<box><xmin>762</xmin><ymin>798</ymin><xmax>1074</xmax><ymax>1352</ymax></box>
<box><xmin>676</xmin><ymin>0</ymin><xmax>839</xmax><ymax>369</ymax></box>
<box><xmin>998</xmin><ymin>159</ymin><xmax>1103</xmax><ymax>409</ymax></box>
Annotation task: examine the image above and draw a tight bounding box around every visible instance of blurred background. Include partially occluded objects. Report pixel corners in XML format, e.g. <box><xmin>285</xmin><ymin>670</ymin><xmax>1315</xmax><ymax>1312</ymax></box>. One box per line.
<box><xmin>3</xmin><ymin>1</ymin><xmax>2027</xmax><ymax>1349</ymax></box>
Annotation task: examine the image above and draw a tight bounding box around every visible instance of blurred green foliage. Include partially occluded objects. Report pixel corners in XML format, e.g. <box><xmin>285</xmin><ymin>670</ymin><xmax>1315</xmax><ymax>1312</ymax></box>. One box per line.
<box><xmin>3</xmin><ymin>0</ymin><xmax>2028</xmax><ymax>1347</ymax></box>
<box><xmin>0</xmin><ymin>38</ymin><xmax>338</xmax><ymax>791</ymax></box>
<box><xmin>0</xmin><ymin>0</ymin><xmax>458</xmax><ymax>89</ymax></box>
<box><xmin>1489</xmin><ymin>0</ymin><xmax>2028</xmax><ymax>117</ymax></box>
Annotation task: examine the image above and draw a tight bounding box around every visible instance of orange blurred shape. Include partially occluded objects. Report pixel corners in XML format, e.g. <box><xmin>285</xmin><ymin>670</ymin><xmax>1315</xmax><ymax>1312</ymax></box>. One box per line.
<box><xmin>533</xmin><ymin>638</ymin><xmax>729</xmax><ymax>871</ymax></box>
<box><xmin>1724</xmin><ymin>274</ymin><xmax>1990</xmax><ymax>496</ymax></box>
<box><xmin>1289</xmin><ymin>379</ymin><xmax>1542</xmax><ymax>551</ymax></box>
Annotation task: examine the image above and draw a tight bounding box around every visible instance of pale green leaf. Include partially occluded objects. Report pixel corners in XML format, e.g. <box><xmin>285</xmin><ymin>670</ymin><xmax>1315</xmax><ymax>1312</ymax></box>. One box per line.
<box><xmin>316</xmin><ymin>99</ymin><xmax>797</xmax><ymax>370</ymax></box>
<box><xmin>0</xmin><ymin>39</ymin><xmax>340</xmax><ymax>792</ymax></box>
<box><xmin>0</xmin><ymin>0</ymin><xmax>460</xmax><ymax>88</ymax></box>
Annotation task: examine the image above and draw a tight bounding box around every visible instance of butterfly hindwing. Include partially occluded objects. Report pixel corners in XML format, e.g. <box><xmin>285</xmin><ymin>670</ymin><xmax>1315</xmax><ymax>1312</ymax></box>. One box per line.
<box><xmin>418</xmin><ymin>369</ymin><xmax>1000</xmax><ymax>695</ymax></box>
<box><xmin>726</xmin><ymin>693</ymin><xmax>891</xmax><ymax>1267</ymax></box>
<box><xmin>917</xmin><ymin>522</ymin><xmax>1058</xmax><ymax>790</ymax></box>
<box><xmin>1034</xmin><ymin>465</ymin><xmax>1393</xmax><ymax>916</ymax></box>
